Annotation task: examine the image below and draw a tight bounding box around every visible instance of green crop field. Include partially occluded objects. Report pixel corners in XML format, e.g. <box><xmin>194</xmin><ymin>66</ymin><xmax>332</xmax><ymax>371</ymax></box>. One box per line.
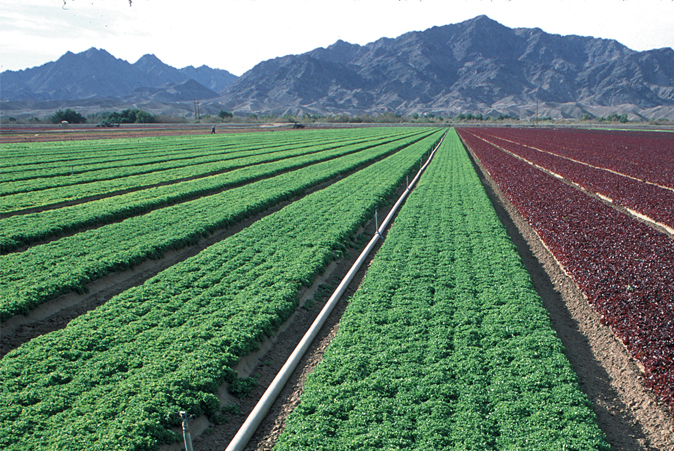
<box><xmin>0</xmin><ymin>128</ymin><xmax>434</xmax><ymax>319</ymax></box>
<box><xmin>0</xmin><ymin>127</ymin><xmax>611</xmax><ymax>450</ymax></box>
<box><xmin>0</xmin><ymin>128</ymin><xmax>444</xmax><ymax>450</ymax></box>
<box><xmin>274</xmin><ymin>129</ymin><xmax>609</xmax><ymax>450</ymax></box>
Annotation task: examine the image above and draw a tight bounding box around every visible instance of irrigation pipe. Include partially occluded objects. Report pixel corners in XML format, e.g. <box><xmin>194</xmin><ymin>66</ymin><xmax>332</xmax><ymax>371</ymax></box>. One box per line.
<box><xmin>224</xmin><ymin>131</ymin><xmax>446</xmax><ymax>451</ymax></box>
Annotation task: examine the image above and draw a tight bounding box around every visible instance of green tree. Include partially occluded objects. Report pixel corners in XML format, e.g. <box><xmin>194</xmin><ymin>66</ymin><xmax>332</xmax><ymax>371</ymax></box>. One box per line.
<box><xmin>134</xmin><ymin>110</ymin><xmax>155</xmax><ymax>123</ymax></box>
<box><xmin>218</xmin><ymin>110</ymin><xmax>233</xmax><ymax>120</ymax></box>
<box><xmin>281</xmin><ymin>114</ymin><xmax>298</xmax><ymax>123</ymax></box>
<box><xmin>99</xmin><ymin>109</ymin><xmax>156</xmax><ymax>125</ymax></box>
<box><xmin>50</xmin><ymin>109</ymin><xmax>86</xmax><ymax>124</ymax></box>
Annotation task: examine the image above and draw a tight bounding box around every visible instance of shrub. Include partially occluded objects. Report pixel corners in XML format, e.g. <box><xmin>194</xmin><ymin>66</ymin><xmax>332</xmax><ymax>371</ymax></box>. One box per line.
<box><xmin>50</xmin><ymin>109</ymin><xmax>86</xmax><ymax>124</ymax></box>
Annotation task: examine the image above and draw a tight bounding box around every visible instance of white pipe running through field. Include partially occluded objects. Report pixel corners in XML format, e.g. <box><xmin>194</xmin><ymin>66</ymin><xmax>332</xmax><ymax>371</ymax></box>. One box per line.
<box><xmin>224</xmin><ymin>131</ymin><xmax>446</xmax><ymax>451</ymax></box>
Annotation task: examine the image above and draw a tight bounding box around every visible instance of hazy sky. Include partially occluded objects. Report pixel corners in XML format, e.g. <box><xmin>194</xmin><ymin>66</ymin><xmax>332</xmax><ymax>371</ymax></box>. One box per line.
<box><xmin>2</xmin><ymin>0</ymin><xmax>674</xmax><ymax>75</ymax></box>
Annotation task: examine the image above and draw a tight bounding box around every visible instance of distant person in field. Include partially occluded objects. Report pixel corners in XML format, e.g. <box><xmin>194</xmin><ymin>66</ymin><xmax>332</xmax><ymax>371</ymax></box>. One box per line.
<box><xmin>211</xmin><ymin>125</ymin><xmax>216</xmax><ymax>134</ymax></box>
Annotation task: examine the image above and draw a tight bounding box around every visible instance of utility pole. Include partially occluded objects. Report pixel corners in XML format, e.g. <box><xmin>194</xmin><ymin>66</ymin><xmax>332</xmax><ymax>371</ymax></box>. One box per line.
<box><xmin>194</xmin><ymin>100</ymin><xmax>200</xmax><ymax>123</ymax></box>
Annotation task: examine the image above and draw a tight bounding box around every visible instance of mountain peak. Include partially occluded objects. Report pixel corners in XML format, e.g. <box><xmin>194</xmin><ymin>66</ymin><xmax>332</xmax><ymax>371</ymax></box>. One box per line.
<box><xmin>469</xmin><ymin>14</ymin><xmax>494</xmax><ymax>23</ymax></box>
<box><xmin>461</xmin><ymin>14</ymin><xmax>510</xmax><ymax>34</ymax></box>
<box><xmin>328</xmin><ymin>39</ymin><xmax>357</xmax><ymax>49</ymax></box>
<box><xmin>82</xmin><ymin>47</ymin><xmax>117</xmax><ymax>61</ymax></box>
<box><xmin>309</xmin><ymin>39</ymin><xmax>361</xmax><ymax>65</ymax></box>
<box><xmin>135</xmin><ymin>53</ymin><xmax>163</xmax><ymax>65</ymax></box>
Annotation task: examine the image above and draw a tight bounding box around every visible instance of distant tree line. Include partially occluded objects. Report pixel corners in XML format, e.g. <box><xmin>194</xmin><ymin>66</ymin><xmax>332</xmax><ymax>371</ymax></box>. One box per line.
<box><xmin>453</xmin><ymin>112</ymin><xmax>519</xmax><ymax>121</ymax></box>
<box><xmin>46</xmin><ymin>108</ymin><xmax>157</xmax><ymax>125</ymax></box>
<box><xmin>93</xmin><ymin>109</ymin><xmax>157</xmax><ymax>126</ymax></box>
<box><xmin>600</xmin><ymin>113</ymin><xmax>629</xmax><ymax>123</ymax></box>
<box><xmin>580</xmin><ymin>112</ymin><xmax>629</xmax><ymax>123</ymax></box>
<box><xmin>6</xmin><ymin>108</ymin><xmax>670</xmax><ymax>126</ymax></box>
<box><xmin>50</xmin><ymin>109</ymin><xmax>86</xmax><ymax>124</ymax></box>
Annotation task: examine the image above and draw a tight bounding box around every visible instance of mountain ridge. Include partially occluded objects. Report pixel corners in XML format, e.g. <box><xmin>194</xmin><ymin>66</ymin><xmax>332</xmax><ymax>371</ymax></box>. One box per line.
<box><xmin>2</xmin><ymin>16</ymin><xmax>674</xmax><ymax>120</ymax></box>
<box><xmin>0</xmin><ymin>48</ymin><xmax>236</xmax><ymax>103</ymax></box>
<box><xmin>217</xmin><ymin>15</ymin><xmax>674</xmax><ymax>118</ymax></box>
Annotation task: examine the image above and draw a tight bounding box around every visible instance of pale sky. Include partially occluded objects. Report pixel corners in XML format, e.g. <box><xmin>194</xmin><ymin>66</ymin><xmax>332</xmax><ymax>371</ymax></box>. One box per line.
<box><xmin>1</xmin><ymin>0</ymin><xmax>674</xmax><ymax>76</ymax></box>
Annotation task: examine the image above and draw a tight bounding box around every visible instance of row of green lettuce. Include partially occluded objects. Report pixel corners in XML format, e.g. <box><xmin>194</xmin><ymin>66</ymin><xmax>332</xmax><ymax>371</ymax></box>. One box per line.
<box><xmin>0</xmin><ymin>130</ymin><xmax>426</xmax><ymax>252</ymax></box>
<box><xmin>1</xmin><ymin>131</ymin><xmax>312</xmax><ymax>183</ymax></box>
<box><xmin>0</xmin><ymin>129</ymin><xmax>439</xmax><ymax>322</ymax></box>
<box><xmin>1</xmin><ymin>127</ymin><xmax>383</xmax><ymax>177</ymax></box>
<box><xmin>0</xmin><ymin>130</ymin><xmax>444</xmax><ymax>451</ymax></box>
<box><xmin>274</xmin><ymin>129</ymin><xmax>609</xmax><ymax>450</ymax></box>
<box><xmin>0</xmin><ymin>128</ymin><xmax>419</xmax><ymax>210</ymax></box>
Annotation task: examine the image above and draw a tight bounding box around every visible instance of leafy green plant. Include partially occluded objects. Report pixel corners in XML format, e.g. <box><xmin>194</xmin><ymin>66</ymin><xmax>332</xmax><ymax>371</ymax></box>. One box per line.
<box><xmin>1</xmin><ymin>129</ymin><xmax>435</xmax><ymax>320</ymax></box>
<box><xmin>229</xmin><ymin>376</ymin><xmax>259</xmax><ymax>398</ymax></box>
<box><xmin>275</xmin><ymin>129</ymin><xmax>608</xmax><ymax>450</ymax></box>
<box><xmin>0</xmin><ymin>129</ymin><xmax>443</xmax><ymax>450</ymax></box>
<box><xmin>222</xmin><ymin>404</ymin><xmax>241</xmax><ymax>414</ymax></box>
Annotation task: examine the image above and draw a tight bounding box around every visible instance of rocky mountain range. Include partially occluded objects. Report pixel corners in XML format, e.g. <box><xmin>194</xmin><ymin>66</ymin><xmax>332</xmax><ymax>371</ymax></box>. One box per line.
<box><xmin>219</xmin><ymin>15</ymin><xmax>674</xmax><ymax>120</ymax></box>
<box><xmin>2</xmin><ymin>15</ymin><xmax>674</xmax><ymax>120</ymax></box>
<box><xmin>0</xmin><ymin>47</ymin><xmax>236</xmax><ymax>103</ymax></box>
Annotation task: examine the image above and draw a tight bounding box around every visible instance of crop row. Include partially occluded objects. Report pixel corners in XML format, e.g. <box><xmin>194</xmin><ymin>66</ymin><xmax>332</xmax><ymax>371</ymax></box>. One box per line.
<box><xmin>1</xmin><ymin>127</ymin><xmax>405</xmax><ymax>187</ymax></box>
<box><xmin>459</xmin><ymin>128</ymin><xmax>674</xmax><ymax>414</ymax></box>
<box><xmin>472</xmin><ymin>127</ymin><xmax>674</xmax><ymax>189</ymax></box>
<box><xmin>1</xmin><ymin>134</ymin><xmax>305</xmax><ymax>182</ymax></box>
<box><xmin>276</xmin><ymin>129</ymin><xmax>607</xmax><ymax>450</ymax></box>
<box><xmin>0</xmin><ymin>129</ymin><xmax>419</xmax><ymax>213</ymax></box>
<box><xmin>0</xmin><ymin>130</ymin><xmax>440</xmax><ymax>321</ymax></box>
<box><xmin>0</xmin><ymin>130</ymin><xmax>444</xmax><ymax>451</ymax></box>
<box><xmin>463</xmin><ymin>127</ymin><xmax>674</xmax><ymax>231</ymax></box>
<box><xmin>0</xmin><ymin>127</ymin><xmax>368</xmax><ymax>173</ymax></box>
<box><xmin>0</xmin><ymin>128</ymin><xmax>418</xmax><ymax>201</ymax></box>
<box><xmin>0</xmin><ymin>131</ymin><xmax>427</xmax><ymax>253</ymax></box>
<box><xmin>1</xmin><ymin>133</ymin><xmax>287</xmax><ymax>179</ymax></box>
